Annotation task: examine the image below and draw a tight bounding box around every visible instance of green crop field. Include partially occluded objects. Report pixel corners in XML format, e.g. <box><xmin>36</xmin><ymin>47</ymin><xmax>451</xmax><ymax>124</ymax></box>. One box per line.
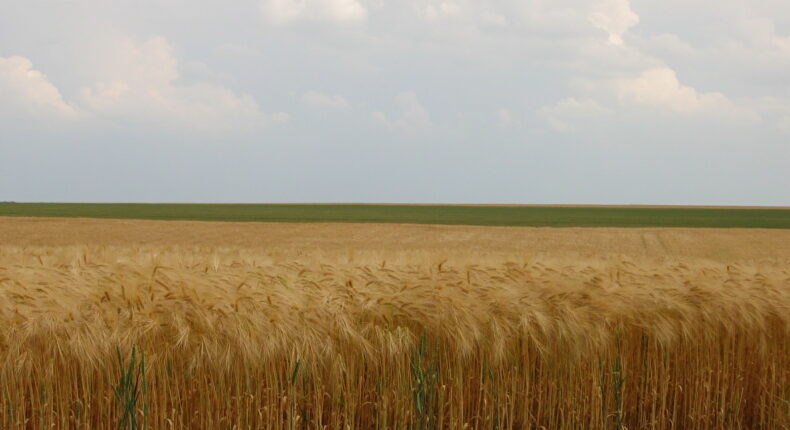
<box><xmin>1</xmin><ymin>202</ymin><xmax>789</xmax><ymax>228</ymax></box>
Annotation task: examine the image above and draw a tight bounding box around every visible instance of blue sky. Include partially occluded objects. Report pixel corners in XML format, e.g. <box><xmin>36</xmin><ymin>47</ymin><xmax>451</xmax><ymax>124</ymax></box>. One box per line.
<box><xmin>1</xmin><ymin>0</ymin><xmax>789</xmax><ymax>204</ymax></box>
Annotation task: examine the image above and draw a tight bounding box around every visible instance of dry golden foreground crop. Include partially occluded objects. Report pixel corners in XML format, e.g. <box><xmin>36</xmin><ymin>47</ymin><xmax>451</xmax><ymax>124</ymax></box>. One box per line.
<box><xmin>0</xmin><ymin>217</ymin><xmax>789</xmax><ymax>429</ymax></box>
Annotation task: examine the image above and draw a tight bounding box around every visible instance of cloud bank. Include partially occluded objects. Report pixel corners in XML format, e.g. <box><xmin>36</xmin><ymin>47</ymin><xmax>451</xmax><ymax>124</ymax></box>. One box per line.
<box><xmin>1</xmin><ymin>0</ymin><xmax>788</xmax><ymax>204</ymax></box>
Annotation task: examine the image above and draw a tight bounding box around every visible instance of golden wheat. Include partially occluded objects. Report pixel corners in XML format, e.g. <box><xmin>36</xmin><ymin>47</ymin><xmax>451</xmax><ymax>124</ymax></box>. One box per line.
<box><xmin>4</xmin><ymin>216</ymin><xmax>790</xmax><ymax>261</ymax></box>
<box><xmin>0</xmin><ymin>241</ymin><xmax>788</xmax><ymax>429</ymax></box>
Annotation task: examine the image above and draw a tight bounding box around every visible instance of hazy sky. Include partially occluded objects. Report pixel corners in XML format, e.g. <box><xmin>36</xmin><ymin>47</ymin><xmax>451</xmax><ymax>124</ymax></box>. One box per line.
<box><xmin>1</xmin><ymin>0</ymin><xmax>789</xmax><ymax>204</ymax></box>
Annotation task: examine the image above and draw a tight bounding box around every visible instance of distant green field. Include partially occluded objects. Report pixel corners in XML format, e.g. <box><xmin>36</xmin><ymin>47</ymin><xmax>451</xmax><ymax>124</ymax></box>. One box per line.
<box><xmin>1</xmin><ymin>203</ymin><xmax>789</xmax><ymax>228</ymax></box>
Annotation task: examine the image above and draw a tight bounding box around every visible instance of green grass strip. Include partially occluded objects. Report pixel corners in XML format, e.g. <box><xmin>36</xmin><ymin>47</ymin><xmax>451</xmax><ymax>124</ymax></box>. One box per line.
<box><xmin>1</xmin><ymin>203</ymin><xmax>789</xmax><ymax>228</ymax></box>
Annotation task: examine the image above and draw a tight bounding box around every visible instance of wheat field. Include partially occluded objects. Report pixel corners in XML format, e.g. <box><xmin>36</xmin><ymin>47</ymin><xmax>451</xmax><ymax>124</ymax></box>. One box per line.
<box><xmin>1</xmin><ymin>217</ymin><xmax>789</xmax><ymax>429</ymax></box>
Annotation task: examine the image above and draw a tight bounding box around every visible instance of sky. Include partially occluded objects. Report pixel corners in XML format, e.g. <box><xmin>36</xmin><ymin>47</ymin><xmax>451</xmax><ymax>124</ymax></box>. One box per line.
<box><xmin>1</xmin><ymin>0</ymin><xmax>789</xmax><ymax>205</ymax></box>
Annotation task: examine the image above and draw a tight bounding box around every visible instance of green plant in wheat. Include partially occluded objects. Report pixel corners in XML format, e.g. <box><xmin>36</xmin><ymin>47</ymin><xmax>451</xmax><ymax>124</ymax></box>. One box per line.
<box><xmin>114</xmin><ymin>345</ymin><xmax>147</xmax><ymax>430</ymax></box>
<box><xmin>412</xmin><ymin>332</ymin><xmax>440</xmax><ymax>430</ymax></box>
<box><xmin>598</xmin><ymin>332</ymin><xmax>626</xmax><ymax>430</ymax></box>
<box><xmin>611</xmin><ymin>331</ymin><xmax>625</xmax><ymax>430</ymax></box>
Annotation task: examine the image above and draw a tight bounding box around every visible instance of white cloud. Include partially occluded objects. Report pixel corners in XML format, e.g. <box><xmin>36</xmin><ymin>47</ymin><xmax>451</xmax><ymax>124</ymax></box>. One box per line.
<box><xmin>589</xmin><ymin>0</ymin><xmax>639</xmax><ymax>45</ymax></box>
<box><xmin>419</xmin><ymin>1</ymin><xmax>507</xmax><ymax>27</ymax></box>
<box><xmin>301</xmin><ymin>91</ymin><xmax>350</xmax><ymax>110</ymax></box>
<box><xmin>750</xmin><ymin>96</ymin><xmax>790</xmax><ymax>133</ymax></box>
<box><xmin>372</xmin><ymin>91</ymin><xmax>432</xmax><ymax>132</ymax></box>
<box><xmin>423</xmin><ymin>2</ymin><xmax>463</xmax><ymax>21</ymax></box>
<box><xmin>79</xmin><ymin>37</ymin><xmax>288</xmax><ymax>132</ymax></box>
<box><xmin>637</xmin><ymin>33</ymin><xmax>696</xmax><ymax>57</ymax></box>
<box><xmin>495</xmin><ymin>108</ymin><xmax>513</xmax><ymax>126</ymax></box>
<box><xmin>216</xmin><ymin>43</ymin><xmax>260</xmax><ymax>57</ymax></box>
<box><xmin>735</xmin><ymin>15</ymin><xmax>790</xmax><ymax>57</ymax></box>
<box><xmin>543</xmin><ymin>67</ymin><xmax>762</xmax><ymax>132</ymax></box>
<box><xmin>778</xmin><ymin>116</ymin><xmax>790</xmax><ymax>133</ymax></box>
<box><xmin>0</xmin><ymin>56</ymin><xmax>77</xmax><ymax>119</ymax></box>
<box><xmin>260</xmin><ymin>0</ymin><xmax>366</xmax><ymax>25</ymax></box>
<box><xmin>615</xmin><ymin>67</ymin><xmax>759</xmax><ymax>122</ymax></box>
<box><xmin>539</xmin><ymin>97</ymin><xmax>611</xmax><ymax>132</ymax></box>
